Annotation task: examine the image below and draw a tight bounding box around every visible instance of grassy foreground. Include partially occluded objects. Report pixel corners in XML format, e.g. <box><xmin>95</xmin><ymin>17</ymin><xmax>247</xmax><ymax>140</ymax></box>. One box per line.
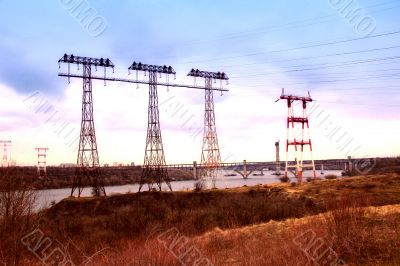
<box><xmin>2</xmin><ymin>173</ymin><xmax>400</xmax><ymax>265</ymax></box>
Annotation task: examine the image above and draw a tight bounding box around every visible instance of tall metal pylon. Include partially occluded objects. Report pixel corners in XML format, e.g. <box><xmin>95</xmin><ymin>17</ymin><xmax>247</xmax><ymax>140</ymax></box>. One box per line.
<box><xmin>59</xmin><ymin>56</ymin><xmax>229</xmax><ymax>193</ymax></box>
<box><xmin>129</xmin><ymin>62</ymin><xmax>176</xmax><ymax>192</ymax></box>
<box><xmin>59</xmin><ymin>54</ymin><xmax>114</xmax><ymax>197</ymax></box>
<box><xmin>188</xmin><ymin>69</ymin><xmax>229</xmax><ymax>187</ymax></box>
<box><xmin>280</xmin><ymin>89</ymin><xmax>316</xmax><ymax>182</ymax></box>
<box><xmin>35</xmin><ymin>147</ymin><xmax>49</xmax><ymax>177</ymax></box>
<box><xmin>0</xmin><ymin>140</ymin><xmax>11</xmax><ymax>167</ymax></box>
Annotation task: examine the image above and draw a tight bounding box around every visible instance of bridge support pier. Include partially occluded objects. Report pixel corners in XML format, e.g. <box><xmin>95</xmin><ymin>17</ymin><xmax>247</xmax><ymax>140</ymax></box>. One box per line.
<box><xmin>243</xmin><ymin>160</ymin><xmax>248</xmax><ymax>179</ymax></box>
<box><xmin>275</xmin><ymin>141</ymin><xmax>281</xmax><ymax>175</ymax></box>
<box><xmin>234</xmin><ymin>160</ymin><xmax>251</xmax><ymax>179</ymax></box>
<box><xmin>348</xmin><ymin>156</ymin><xmax>353</xmax><ymax>173</ymax></box>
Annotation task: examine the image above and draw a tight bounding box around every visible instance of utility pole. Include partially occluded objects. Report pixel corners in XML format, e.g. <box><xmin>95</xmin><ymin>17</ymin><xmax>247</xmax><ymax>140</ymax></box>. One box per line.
<box><xmin>59</xmin><ymin>54</ymin><xmax>114</xmax><ymax>197</ymax></box>
<box><xmin>188</xmin><ymin>69</ymin><xmax>229</xmax><ymax>188</ymax></box>
<box><xmin>280</xmin><ymin>89</ymin><xmax>316</xmax><ymax>182</ymax></box>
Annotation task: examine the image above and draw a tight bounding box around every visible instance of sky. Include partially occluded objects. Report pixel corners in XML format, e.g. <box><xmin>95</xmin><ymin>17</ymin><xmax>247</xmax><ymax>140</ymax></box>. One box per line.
<box><xmin>0</xmin><ymin>0</ymin><xmax>399</xmax><ymax>166</ymax></box>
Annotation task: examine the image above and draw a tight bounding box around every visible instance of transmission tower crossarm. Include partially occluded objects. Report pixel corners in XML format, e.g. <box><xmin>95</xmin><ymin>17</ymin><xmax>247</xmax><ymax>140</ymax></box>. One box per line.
<box><xmin>280</xmin><ymin>94</ymin><xmax>313</xmax><ymax>102</ymax></box>
<box><xmin>280</xmin><ymin>88</ymin><xmax>313</xmax><ymax>102</ymax></box>
<box><xmin>187</xmin><ymin>68</ymin><xmax>229</xmax><ymax>80</ymax></box>
<box><xmin>58</xmin><ymin>73</ymin><xmax>229</xmax><ymax>92</ymax></box>
<box><xmin>59</xmin><ymin>54</ymin><xmax>114</xmax><ymax>85</ymax></box>
<box><xmin>58</xmin><ymin>53</ymin><xmax>114</xmax><ymax>68</ymax></box>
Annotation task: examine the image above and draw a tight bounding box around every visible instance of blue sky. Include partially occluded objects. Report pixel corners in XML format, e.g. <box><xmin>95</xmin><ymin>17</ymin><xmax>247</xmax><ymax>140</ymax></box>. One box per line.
<box><xmin>0</xmin><ymin>0</ymin><xmax>399</xmax><ymax>165</ymax></box>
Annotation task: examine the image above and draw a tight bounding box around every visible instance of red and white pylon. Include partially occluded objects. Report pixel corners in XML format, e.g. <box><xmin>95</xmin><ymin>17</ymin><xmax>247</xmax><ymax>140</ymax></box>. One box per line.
<box><xmin>280</xmin><ymin>89</ymin><xmax>316</xmax><ymax>182</ymax></box>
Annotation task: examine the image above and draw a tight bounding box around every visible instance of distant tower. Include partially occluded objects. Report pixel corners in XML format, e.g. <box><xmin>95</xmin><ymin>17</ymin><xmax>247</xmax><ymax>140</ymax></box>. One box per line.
<box><xmin>280</xmin><ymin>89</ymin><xmax>316</xmax><ymax>182</ymax></box>
<box><xmin>59</xmin><ymin>54</ymin><xmax>114</xmax><ymax>197</ymax></box>
<box><xmin>188</xmin><ymin>69</ymin><xmax>229</xmax><ymax>188</ymax></box>
<box><xmin>0</xmin><ymin>140</ymin><xmax>12</xmax><ymax>167</ymax></box>
<box><xmin>275</xmin><ymin>141</ymin><xmax>281</xmax><ymax>175</ymax></box>
<box><xmin>129</xmin><ymin>62</ymin><xmax>175</xmax><ymax>192</ymax></box>
<box><xmin>35</xmin><ymin>147</ymin><xmax>49</xmax><ymax>177</ymax></box>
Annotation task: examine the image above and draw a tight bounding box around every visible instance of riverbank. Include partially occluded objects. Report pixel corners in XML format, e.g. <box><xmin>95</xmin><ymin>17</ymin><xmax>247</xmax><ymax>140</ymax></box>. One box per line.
<box><xmin>44</xmin><ymin>173</ymin><xmax>400</xmax><ymax>235</ymax></box>
<box><xmin>2</xmin><ymin>172</ymin><xmax>400</xmax><ymax>265</ymax></box>
<box><xmin>0</xmin><ymin>166</ymin><xmax>192</xmax><ymax>190</ymax></box>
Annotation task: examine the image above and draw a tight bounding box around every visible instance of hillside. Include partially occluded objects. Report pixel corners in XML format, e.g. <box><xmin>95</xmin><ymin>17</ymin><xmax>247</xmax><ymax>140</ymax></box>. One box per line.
<box><xmin>2</xmin><ymin>173</ymin><xmax>400</xmax><ymax>265</ymax></box>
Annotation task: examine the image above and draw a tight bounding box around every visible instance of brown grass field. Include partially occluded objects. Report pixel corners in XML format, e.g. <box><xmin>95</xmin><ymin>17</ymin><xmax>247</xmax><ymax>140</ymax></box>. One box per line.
<box><xmin>1</xmin><ymin>172</ymin><xmax>400</xmax><ymax>265</ymax></box>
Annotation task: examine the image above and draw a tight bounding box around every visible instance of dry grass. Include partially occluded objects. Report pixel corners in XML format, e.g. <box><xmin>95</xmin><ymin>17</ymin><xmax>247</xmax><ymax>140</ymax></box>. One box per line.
<box><xmin>3</xmin><ymin>173</ymin><xmax>400</xmax><ymax>265</ymax></box>
<box><xmin>193</xmin><ymin>202</ymin><xmax>400</xmax><ymax>265</ymax></box>
<box><xmin>71</xmin><ymin>203</ymin><xmax>400</xmax><ymax>265</ymax></box>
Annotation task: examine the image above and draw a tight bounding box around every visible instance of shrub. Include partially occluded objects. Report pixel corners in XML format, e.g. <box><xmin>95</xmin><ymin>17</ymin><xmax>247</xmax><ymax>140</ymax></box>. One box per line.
<box><xmin>194</xmin><ymin>180</ymin><xmax>206</xmax><ymax>191</ymax></box>
<box><xmin>0</xmin><ymin>171</ymin><xmax>38</xmax><ymax>265</ymax></box>
<box><xmin>362</xmin><ymin>183</ymin><xmax>377</xmax><ymax>190</ymax></box>
<box><xmin>280</xmin><ymin>176</ymin><xmax>289</xmax><ymax>183</ymax></box>
<box><xmin>325</xmin><ymin>174</ymin><xmax>337</xmax><ymax>180</ymax></box>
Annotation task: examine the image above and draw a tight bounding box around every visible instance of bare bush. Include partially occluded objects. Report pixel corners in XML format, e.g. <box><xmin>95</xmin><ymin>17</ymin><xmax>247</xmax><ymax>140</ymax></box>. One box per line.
<box><xmin>279</xmin><ymin>176</ymin><xmax>289</xmax><ymax>183</ymax></box>
<box><xmin>194</xmin><ymin>180</ymin><xmax>206</xmax><ymax>191</ymax></box>
<box><xmin>0</xmin><ymin>170</ymin><xmax>38</xmax><ymax>265</ymax></box>
<box><xmin>325</xmin><ymin>174</ymin><xmax>337</xmax><ymax>180</ymax></box>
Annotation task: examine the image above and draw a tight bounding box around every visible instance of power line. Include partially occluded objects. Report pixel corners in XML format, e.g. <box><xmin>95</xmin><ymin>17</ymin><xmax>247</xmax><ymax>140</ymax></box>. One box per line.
<box><xmin>242</xmin><ymin>76</ymin><xmax>400</xmax><ymax>88</ymax></box>
<box><xmin>315</xmin><ymin>100</ymin><xmax>400</xmax><ymax>107</ymax></box>
<box><xmin>231</xmin><ymin>84</ymin><xmax>400</xmax><ymax>95</ymax></box>
<box><xmin>230</xmin><ymin>91</ymin><xmax>400</xmax><ymax>104</ymax></box>
<box><xmin>181</xmin><ymin>29</ymin><xmax>400</xmax><ymax>64</ymax></box>
<box><xmin>211</xmin><ymin>45</ymin><xmax>400</xmax><ymax>70</ymax></box>
<box><xmin>229</xmin><ymin>55</ymin><xmax>400</xmax><ymax>78</ymax></box>
<box><xmin>146</xmin><ymin>1</ymin><xmax>400</xmax><ymax>54</ymax></box>
<box><xmin>237</xmin><ymin>68</ymin><xmax>400</xmax><ymax>83</ymax></box>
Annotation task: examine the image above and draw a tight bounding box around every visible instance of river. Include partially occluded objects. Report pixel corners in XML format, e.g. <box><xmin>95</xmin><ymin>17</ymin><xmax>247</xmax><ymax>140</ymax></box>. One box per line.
<box><xmin>36</xmin><ymin>169</ymin><xmax>342</xmax><ymax>209</ymax></box>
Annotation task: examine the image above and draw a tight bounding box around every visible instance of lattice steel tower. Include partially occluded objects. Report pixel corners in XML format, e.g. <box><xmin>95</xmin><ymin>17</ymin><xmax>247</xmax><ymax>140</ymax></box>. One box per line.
<box><xmin>0</xmin><ymin>140</ymin><xmax>11</xmax><ymax>167</ymax></box>
<box><xmin>129</xmin><ymin>62</ymin><xmax>175</xmax><ymax>192</ymax></box>
<box><xmin>59</xmin><ymin>54</ymin><xmax>114</xmax><ymax>197</ymax></box>
<box><xmin>188</xmin><ymin>69</ymin><xmax>229</xmax><ymax>187</ymax></box>
<box><xmin>35</xmin><ymin>147</ymin><xmax>49</xmax><ymax>177</ymax></box>
<box><xmin>280</xmin><ymin>89</ymin><xmax>316</xmax><ymax>182</ymax></box>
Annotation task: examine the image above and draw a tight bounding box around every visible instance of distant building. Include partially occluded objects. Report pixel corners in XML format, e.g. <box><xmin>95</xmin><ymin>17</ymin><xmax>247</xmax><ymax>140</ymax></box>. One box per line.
<box><xmin>59</xmin><ymin>163</ymin><xmax>75</xmax><ymax>168</ymax></box>
<box><xmin>112</xmin><ymin>162</ymin><xmax>124</xmax><ymax>167</ymax></box>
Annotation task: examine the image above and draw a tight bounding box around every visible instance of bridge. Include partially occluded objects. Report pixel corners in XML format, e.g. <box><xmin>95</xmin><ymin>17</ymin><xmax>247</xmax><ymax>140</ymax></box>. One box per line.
<box><xmin>156</xmin><ymin>158</ymin><xmax>354</xmax><ymax>179</ymax></box>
